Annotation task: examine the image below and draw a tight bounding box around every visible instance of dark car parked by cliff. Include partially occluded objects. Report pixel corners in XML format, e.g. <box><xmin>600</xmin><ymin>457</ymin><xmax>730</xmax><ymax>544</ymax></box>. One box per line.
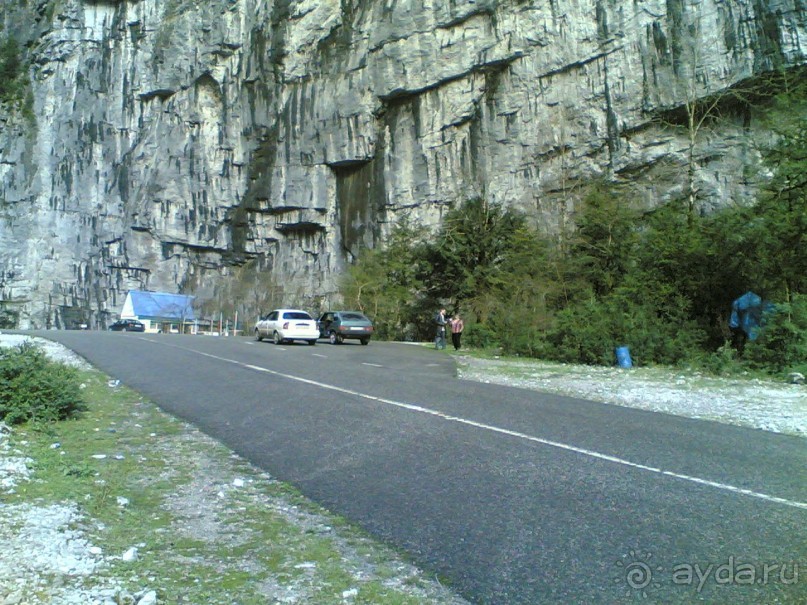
<box><xmin>109</xmin><ymin>319</ymin><xmax>145</xmax><ymax>332</ymax></box>
<box><xmin>317</xmin><ymin>311</ymin><xmax>374</xmax><ymax>345</ymax></box>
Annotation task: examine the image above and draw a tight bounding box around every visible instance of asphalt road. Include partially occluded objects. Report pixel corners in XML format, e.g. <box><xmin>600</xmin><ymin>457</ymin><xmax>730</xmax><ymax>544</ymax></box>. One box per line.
<box><xmin>24</xmin><ymin>331</ymin><xmax>807</xmax><ymax>604</ymax></box>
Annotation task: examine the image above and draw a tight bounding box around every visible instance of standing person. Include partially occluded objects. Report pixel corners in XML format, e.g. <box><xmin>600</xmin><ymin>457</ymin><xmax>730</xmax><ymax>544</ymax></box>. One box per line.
<box><xmin>450</xmin><ymin>313</ymin><xmax>464</xmax><ymax>351</ymax></box>
<box><xmin>434</xmin><ymin>308</ymin><xmax>448</xmax><ymax>349</ymax></box>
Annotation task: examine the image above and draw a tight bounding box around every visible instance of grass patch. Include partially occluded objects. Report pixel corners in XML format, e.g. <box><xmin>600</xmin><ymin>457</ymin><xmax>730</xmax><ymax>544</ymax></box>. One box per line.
<box><xmin>2</xmin><ymin>367</ymin><xmax>465</xmax><ymax>604</ymax></box>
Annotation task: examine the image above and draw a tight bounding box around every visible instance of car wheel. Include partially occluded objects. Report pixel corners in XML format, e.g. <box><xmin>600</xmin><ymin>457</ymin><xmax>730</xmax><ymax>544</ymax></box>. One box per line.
<box><xmin>307</xmin><ymin>340</ymin><xmax>317</xmax><ymax>346</ymax></box>
<box><xmin>360</xmin><ymin>338</ymin><xmax>370</xmax><ymax>346</ymax></box>
<box><xmin>329</xmin><ymin>331</ymin><xmax>342</xmax><ymax>345</ymax></box>
<box><xmin>273</xmin><ymin>331</ymin><xmax>283</xmax><ymax>345</ymax></box>
<box><xmin>255</xmin><ymin>329</ymin><xmax>263</xmax><ymax>342</ymax></box>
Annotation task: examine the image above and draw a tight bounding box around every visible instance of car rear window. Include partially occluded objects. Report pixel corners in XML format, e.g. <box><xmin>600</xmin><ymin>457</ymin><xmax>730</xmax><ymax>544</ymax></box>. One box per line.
<box><xmin>283</xmin><ymin>312</ymin><xmax>312</xmax><ymax>320</ymax></box>
<box><xmin>341</xmin><ymin>313</ymin><xmax>368</xmax><ymax>321</ymax></box>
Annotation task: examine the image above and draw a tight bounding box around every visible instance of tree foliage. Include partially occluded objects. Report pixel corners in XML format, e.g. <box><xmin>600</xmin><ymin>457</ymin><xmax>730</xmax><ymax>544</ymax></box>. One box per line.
<box><xmin>341</xmin><ymin>220</ymin><xmax>426</xmax><ymax>340</ymax></box>
<box><xmin>340</xmin><ymin>202</ymin><xmax>553</xmax><ymax>345</ymax></box>
<box><xmin>750</xmin><ymin>102</ymin><xmax>807</xmax><ymax>300</ymax></box>
<box><xmin>198</xmin><ymin>259</ymin><xmax>284</xmax><ymax>332</ymax></box>
<box><xmin>339</xmin><ymin>84</ymin><xmax>807</xmax><ymax>374</ymax></box>
<box><xmin>422</xmin><ymin>199</ymin><xmax>529</xmax><ymax>307</ymax></box>
<box><xmin>567</xmin><ymin>182</ymin><xmax>638</xmax><ymax>298</ymax></box>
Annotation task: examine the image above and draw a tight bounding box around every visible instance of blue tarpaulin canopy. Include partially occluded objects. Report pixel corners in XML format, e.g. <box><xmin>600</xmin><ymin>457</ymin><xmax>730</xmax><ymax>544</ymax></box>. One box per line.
<box><xmin>123</xmin><ymin>291</ymin><xmax>196</xmax><ymax>321</ymax></box>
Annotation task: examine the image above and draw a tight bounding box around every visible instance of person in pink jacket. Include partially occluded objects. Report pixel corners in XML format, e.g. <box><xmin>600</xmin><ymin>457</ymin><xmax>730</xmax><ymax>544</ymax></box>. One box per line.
<box><xmin>450</xmin><ymin>313</ymin><xmax>465</xmax><ymax>351</ymax></box>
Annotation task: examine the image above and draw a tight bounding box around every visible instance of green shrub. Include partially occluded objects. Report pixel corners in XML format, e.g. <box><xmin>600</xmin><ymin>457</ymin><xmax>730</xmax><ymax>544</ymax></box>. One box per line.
<box><xmin>547</xmin><ymin>300</ymin><xmax>617</xmax><ymax>365</ymax></box>
<box><xmin>463</xmin><ymin>323</ymin><xmax>500</xmax><ymax>350</ymax></box>
<box><xmin>693</xmin><ymin>341</ymin><xmax>745</xmax><ymax>376</ymax></box>
<box><xmin>490</xmin><ymin>308</ymin><xmax>551</xmax><ymax>358</ymax></box>
<box><xmin>745</xmin><ymin>295</ymin><xmax>807</xmax><ymax>374</ymax></box>
<box><xmin>0</xmin><ymin>343</ymin><xmax>87</xmax><ymax>424</ymax></box>
<box><xmin>546</xmin><ymin>296</ymin><xmax>707</xmax><ymax>366</ymax></box>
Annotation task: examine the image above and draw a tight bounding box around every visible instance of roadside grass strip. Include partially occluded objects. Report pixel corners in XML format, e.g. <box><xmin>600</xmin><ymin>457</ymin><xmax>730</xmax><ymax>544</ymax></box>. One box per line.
<box><xmin>2</xmin><ymin>367</ymin><xmax>468</xmax><ymax>605</ymax></box>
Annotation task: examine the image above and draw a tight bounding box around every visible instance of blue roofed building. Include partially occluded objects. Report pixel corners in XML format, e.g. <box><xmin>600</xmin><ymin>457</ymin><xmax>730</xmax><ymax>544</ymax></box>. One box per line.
<box><xmin>120</xmin><ymin>291</ymin><xmax>196</xmax><ymax>333</ymax></box>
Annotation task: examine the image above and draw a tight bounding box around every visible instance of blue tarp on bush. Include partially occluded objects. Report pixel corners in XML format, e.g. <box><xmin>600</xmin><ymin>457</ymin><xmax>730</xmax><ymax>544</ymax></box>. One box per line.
<box><xmin>729</xmin><ymin>291</ymin><xmax>773</xmax><ymax>341</ymax></box>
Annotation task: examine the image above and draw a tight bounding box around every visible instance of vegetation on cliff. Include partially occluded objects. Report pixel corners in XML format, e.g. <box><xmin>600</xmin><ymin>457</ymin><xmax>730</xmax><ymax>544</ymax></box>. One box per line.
<box><xmin>340</xmin><ymin>85</ymin><xmax>807</xmax><ymax>376</ymax></box>
<box><xmin>0</xmin><ymin>35</ymin><xmax>31</xmax><ymax>116</ymax></box>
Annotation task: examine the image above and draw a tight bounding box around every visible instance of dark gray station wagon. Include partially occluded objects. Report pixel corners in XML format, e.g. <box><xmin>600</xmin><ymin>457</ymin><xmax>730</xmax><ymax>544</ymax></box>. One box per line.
<box><xmin>317</xmin><ymin>311</ymin><xmax>374</xmax><ymax>345</ymax></box>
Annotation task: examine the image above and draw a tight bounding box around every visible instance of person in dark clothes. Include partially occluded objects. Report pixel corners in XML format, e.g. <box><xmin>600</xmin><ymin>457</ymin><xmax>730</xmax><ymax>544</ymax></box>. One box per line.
<box><xmin>434</xmin><ymin>308</ymin><xmax>448</xmax><ymax>349</ymax></box>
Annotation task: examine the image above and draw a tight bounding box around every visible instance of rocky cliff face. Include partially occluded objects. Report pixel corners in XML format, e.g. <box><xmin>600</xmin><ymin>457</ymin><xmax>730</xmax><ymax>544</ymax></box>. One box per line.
<box><xmin>0</xmin><ymin>0</ymin><xmax>805</xmax><ymax>329</ymax></box>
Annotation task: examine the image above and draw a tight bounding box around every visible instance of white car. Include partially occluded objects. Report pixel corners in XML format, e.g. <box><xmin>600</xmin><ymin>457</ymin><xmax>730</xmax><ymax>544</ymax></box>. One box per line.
<box><xmin>255</xmin><ymin>309</ymin><xmax>319</xmax><ymax>345</ymax></box>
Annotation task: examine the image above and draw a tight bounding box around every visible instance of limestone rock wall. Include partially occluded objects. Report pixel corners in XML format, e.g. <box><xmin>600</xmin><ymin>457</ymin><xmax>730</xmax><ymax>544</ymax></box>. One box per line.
<box><xmin>0</xmin><ymin>0</ymin><xmax>805</xmax><ymax>328</ymax></box>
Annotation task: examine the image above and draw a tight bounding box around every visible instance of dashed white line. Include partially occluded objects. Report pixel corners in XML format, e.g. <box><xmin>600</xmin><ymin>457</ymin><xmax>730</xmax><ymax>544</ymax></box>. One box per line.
<box><xmin>362</xmin><ymin>362</ymin><xmax>384</xmax><ymax>368</ymax></box>
<box><xmin>148</xmin><ymin>340</ymin><xmax>807</xmax><ymax>511</ymax></box>
<box><xmin>311</xmin><ymin>353</ymin><xmax>328</xmax><ymax>359</ymax></box>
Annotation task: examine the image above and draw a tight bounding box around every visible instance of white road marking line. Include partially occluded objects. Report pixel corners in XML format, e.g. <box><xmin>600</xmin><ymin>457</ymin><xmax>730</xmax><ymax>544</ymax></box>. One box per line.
<box><xmin>152</xmin><ymin>342</ymin><xmax>807</xmax><ymax>511</ymax></box>
<box><xmin>362</xmin><ymin>362</ymin><xmax>383</xmax><ymax>368</ymax></box>
<box><xmin>311</xmin><ymin>353</ymin><xmax>328</xmax><ymax>358</ymax></box>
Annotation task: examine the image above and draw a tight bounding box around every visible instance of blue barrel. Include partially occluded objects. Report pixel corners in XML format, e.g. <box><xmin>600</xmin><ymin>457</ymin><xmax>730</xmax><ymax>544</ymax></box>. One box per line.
<box><xmin>615</xmin><ymin>346</ymin><xmax>633</xmax><ymax>368</ymax></box>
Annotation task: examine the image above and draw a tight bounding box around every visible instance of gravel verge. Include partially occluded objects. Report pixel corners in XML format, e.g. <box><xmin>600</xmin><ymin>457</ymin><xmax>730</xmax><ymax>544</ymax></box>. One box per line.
<box><xmin>456</xmin><ymin>355</ymin><xmax>807</xmax><ymax>437</ymax></box>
